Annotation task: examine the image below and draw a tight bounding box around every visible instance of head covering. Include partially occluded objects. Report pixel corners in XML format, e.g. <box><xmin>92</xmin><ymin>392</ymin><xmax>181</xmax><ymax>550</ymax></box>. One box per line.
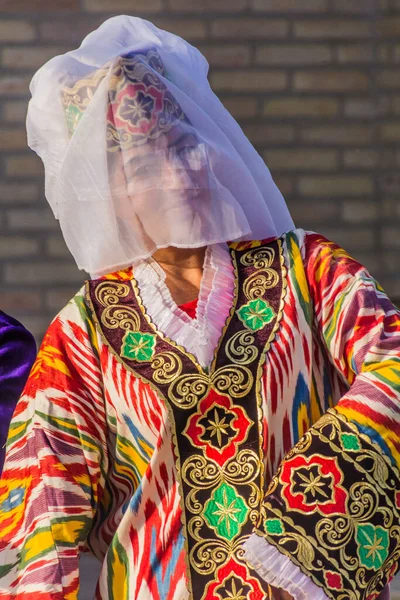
<box><xmin>27</xmin><ymin>15</ymin><xmax>294</xmax><ymax>277</ymax></box>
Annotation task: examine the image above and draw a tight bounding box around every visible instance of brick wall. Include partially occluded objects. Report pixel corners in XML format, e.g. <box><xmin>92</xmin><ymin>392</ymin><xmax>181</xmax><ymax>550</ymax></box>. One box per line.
<box><xmin>0</xmin><ymin>0</ymin><xmax>399</xmax><ymax>340</ymax></box>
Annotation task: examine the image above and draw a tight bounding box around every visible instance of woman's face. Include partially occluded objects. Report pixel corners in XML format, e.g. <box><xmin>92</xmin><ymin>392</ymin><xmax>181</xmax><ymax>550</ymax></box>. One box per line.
<box><xmin>110</xmin><ymin>122</ymin><xmax>212</xmax><ymax>243</ymax></box>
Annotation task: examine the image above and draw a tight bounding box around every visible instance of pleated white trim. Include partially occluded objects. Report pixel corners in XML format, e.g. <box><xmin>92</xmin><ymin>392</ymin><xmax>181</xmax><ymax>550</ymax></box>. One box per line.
<box><xmin>133</xmin><ymin>243</ymin><xmax>234</xmax><ymax>368</ymax></box>
<box><xmin>243</xmin><ymin>534</ymin><xmax>329</xmax><ymax>600</ymax></box>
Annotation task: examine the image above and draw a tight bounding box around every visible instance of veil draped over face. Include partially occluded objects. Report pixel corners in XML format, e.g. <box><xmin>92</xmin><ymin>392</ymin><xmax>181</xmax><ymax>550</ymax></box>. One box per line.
<box><xmin>27</xmin><ymin>15</ymin><xmax>294</xmax><ymax>277</ymax></box>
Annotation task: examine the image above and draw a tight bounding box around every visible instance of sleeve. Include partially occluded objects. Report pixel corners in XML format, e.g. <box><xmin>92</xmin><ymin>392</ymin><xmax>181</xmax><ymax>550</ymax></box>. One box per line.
<box><xmin>0</xmin><ymin>296</ymin><xmax>107</xmax><ymax>599</ymax></box>
<box><xmin>0</xmin><ymin>312</ymin><xmax>36</xmax><ymax>473</ymax></box>
<box><xmin>244</xmin><ymin>233</ymin><xmax>400</xmax><ymax>600</ymax></box>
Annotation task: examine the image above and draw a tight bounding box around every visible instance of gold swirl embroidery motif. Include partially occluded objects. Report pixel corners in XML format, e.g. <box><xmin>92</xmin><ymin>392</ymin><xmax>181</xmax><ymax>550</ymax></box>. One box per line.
<box><xmin>95</xmin><ymin>281</ymin><xmax>141</xmax><ymax>331</ymax></box>
<box><xmin>211</xmin><ymin>365</ymin><xmax>253</xmax><ymax>399</ymax></box>
<box><xmin>168</xmin><ymin>373</ymin><xmax>210</xmax><ymax>409</ymax></box>
<box><xmin>225</xmin><ymin>330</ymin><xmax>258</xmax><ymax>365</ymax></box>
<box><xmin>243</xmin><ymin>270</ymin><xmax>280</xmax><ymax>300</ymax></box>
<box><xmin>240</xmin><ymin>246</ymin><xmax>275</xmax><ymax>270</ymax></box>
<box><xmin>151</xmin><ymin>351</ymin><xmax>183</xmax><ymax>384</ymax></box>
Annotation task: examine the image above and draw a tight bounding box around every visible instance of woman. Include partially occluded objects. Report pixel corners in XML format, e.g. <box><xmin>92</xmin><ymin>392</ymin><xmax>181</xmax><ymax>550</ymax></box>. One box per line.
<box><xmin>0</xmin><ymin>311</ymin><xmax>35</xmax><ymax>473</ymax></box>
<box><xmin>0</xmin><ymin>16</ymin><xmax>399</xmax><ymax>600</ymax></box>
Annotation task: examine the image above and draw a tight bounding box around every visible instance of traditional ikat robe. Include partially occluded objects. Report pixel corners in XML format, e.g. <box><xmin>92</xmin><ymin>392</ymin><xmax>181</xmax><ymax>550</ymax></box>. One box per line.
<box><xmin>0</xmin><ymin>229</ymin><xmax>399</xmax><ymax>600</ymax></box>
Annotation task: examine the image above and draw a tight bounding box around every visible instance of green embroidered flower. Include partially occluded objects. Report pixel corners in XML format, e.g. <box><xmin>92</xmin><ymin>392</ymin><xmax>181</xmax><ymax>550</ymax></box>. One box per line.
<box><xmin>341</xmin><ymin>433</ymin><xmax>361</xmax><ymax>452</ymax></box>
<box><xmin>356</xmin><ymin>524</ymin><xmax>389</xmax><ymax>571</ymax></box>
<box><xmin>65</xmin><ymin>103</ymin><xmax>84</xmax><ymax>135</ymax></box>
<box><xmin>265</xmin><ymin>518</ymin><xmax>284</xmax><ymax>535</ymax></box>
<box><xmin>121</xmin><ymin>331</ymin><xmax>156</xmax><ymax>362</ymax></box>
<box><xmin>236</xmin><ymin>299</ymin><xmax>275</xmax><ymax>332</ymax></box>
<box><xmin>204</xmin><ymin>482</ymin><xmax>249</xmax><ymax>540</ymax></box>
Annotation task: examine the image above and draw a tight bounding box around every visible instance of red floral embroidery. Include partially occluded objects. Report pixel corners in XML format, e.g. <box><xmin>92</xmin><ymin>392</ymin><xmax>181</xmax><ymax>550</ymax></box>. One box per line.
<box><xmin>109</xmin><ymin>82</ymin><xmax>164</xmax><ymax>137</ymax></box>
<box><xmin>204</xmin><ymin>557</ymin><xmax>264</xmax><ymax>600</ymax></box>
<box><xmin>324</xmin><ymin>571</ymin><xmax>343</xmax><ymax>590</ymax></box>
<box><xmin>183</xmin><ymin>389</ymin><xmax>253</xmax><ymax>467</ymax></box>
<box><xmin>281</xmin><ymin>454</ymin><xmax>347</xmax><ymax>515</ymax></box>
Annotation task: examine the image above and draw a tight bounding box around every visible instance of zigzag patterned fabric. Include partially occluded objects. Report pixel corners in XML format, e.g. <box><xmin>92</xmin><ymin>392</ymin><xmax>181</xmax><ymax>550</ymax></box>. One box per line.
<box><xmin>0</xmin><ymin>229</ymin><xmax>399</xmax><ymax>600</ymax></box>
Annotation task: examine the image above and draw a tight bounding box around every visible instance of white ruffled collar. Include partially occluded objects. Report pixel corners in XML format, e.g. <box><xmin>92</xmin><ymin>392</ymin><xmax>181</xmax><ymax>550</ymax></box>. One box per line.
<box><xmin>133</xmin><ymin>243</ymin><xmax>235</xmax><ymax>368</ymax></box>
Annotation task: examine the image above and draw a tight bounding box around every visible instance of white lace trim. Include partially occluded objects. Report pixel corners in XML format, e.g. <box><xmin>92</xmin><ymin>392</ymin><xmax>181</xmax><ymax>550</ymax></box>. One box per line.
<box><xmin>133</xmin><ymin>243</ymin><xmax>235</xmax><ymax>368</ymax></box>
<box><xmin>243</xmin><ymin>534</ymin><xmax>329</xmax><ymax>600</ymax></box>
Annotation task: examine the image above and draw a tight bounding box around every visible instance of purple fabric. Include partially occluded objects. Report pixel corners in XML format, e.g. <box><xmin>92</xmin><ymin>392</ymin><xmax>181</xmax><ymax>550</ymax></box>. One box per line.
<box><xmin>0</xmin><ymin>310</ymin><xmax>36</xmax><ymax>473</ymax></box>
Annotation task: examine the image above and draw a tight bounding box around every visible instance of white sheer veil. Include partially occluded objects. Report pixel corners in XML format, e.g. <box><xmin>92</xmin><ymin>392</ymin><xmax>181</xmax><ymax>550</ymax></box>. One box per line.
<box><xmin>27</xmin><ymin>15</ymin><xmax>294</xmax><ymax>277</ymax></box>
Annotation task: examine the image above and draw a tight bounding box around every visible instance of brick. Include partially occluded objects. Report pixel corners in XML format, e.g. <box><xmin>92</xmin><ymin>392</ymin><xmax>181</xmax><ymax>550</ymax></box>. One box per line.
<box><xmin>199</xmin><ymin>44</ymin><xmax>251</xmax><ymax>67</ymax></box>
<box><xmin>2</xmin><ymin>47</ymin><xmax>65</xmax><ymax>69</ymax></box>
<box><xmin>2</xmin><ymin>100</ymin><xmax>28</xmax><ymax>123</ymax></box>
<box><xmin>380</xmin><ymin>123</ymin><xmax>400</xmax><ymax>142</ymax></box>
<box><xmin>379</xmin><ymin>173</ymin><xmax>400</xmax><ymax>194</ymax></box>
<box><xmin>46</xmin><ymin>236</ymin><xmax>70</xmax><ymax>258</ymax></box>
<box><xmin>343</xmin><ymin>150</ymin><xmax>379</xmax><ymax>169</ymax></box>
<box><xmin>211</xmin><ymin>70</ymin><xmax>287</xmax><ymax>92</ymax></box>
<box><xmin>294</xmin><ymin>20</ymin><xmax>371</xmax><ymax>39</ymax></box>
<box><xmin>294</xmin><ymin>70</ymin><xmax>369</xmax><ymax>92</ymax></box>
<box><xmin>332</xmin><ymin>0</ymin><xmax>376</xmax><ymax>12</ymax></box>
<box><xmin>251</xmin><ymin>0</ymin><xmax>328</xmax><ymax>11</ymax></box>
<box><xmin>286</xmin><ymin>199</ymin><xmax>339</xmax><ymax>224</ymax></box>
<box><xmin>378</xmin><ymin>70</ymin><xmax>400</xmax><ymax>89</ymax></box>
<box><xmin>263</xmin><ymin>97</ymin><xmax>338</xmax><ymax>118</ymax></box>
<box><xmin>382</xmin><ymin>198</ymin><xmax>400</xmax><ymax>219</ymax></box>
<box><xmin>0</xmin><ymin>20</ymin><xmax>35</xmax><ymax>41</ymax></box>
<box><xmin>5</xmin><ymin>155</ymin><xmax>43</xmax><ymax>178</ymax></box>
<box><xmin>392</xmin><ymin>96</ymin><xmax>400</xmax><ymax>115</ymax></box>
<box><xmin>0</xmin><ymin>236</ymin><xmax>39</xmax><ymax>258</ymax></box>
<box><xmin>152</xmin><ymin>18</ymin><xmax>207</xmax><ymax>40</ymax></box>
<box><xmin>0</xmin><ymin>129</ymin><xmax>27</xmax><ymax>151</ymax></box>
<box><xmin>0</xmin><ymin>0</ymin><xmax>79</xmax><ymax>9</ymax></box>
<box><xmin>382</xmin><ymin>251</ymin><xmax>400</xmax><ymax>274</ymax></box>
<box><xmin>380</xmin><ymin>227</ymin><xmax>400</xmax><ymax>249</ymax></box>
<box><xmin>4</xmin><ymin>262</ymin><xmax>82</xmax><ymax>285</ymax></box>
<box><xmin>256</xmin><ymin>44</ymin><xmax>332</xmax><ymax>66</ymax></box>
<box><xmin>300</xmin><ymin>125</ymin><xmax>373</xmax><ymax>145</ymax></box>
<box><xmin>344</xmin><ymin>98</ymin><xmax>389</xmax><ymax>119</ymax></box>
<box><xmin>273</xmin><ymin>176</ymin><xmax>294</xmax><ymax>196</ymax></box>
<box><xmin>264</xmin><ymin>149</ymin><xmax>337</xmax><ymax>171</ymax></box>
<box><xmin>7</xmin><ymin>209</ymin><xmax>58</xmax><ymax>230</ymax></box>
<box><xmin>0</xmin><ymin>76</ymin><xmax>30</xmax><ymax>97</ymax></box>
<box><xmin>46</xmin><ymin>289</ymin><xmax>79</xmax><ymax>311</ymax></box>
<box><xmin>298</xmin><ymin>175</ymin><xmax>373</xmax><ymax>196</ymax></box>
<box><xmin>39</xmin><ymin>18</ymin><xmax>103</xmax><ymax>43</ymax></box>
<box><xmin>242</xmin><ymin>124</ymin><xmax>295</xmax><ymax>144</ymax></box>
<box><xmin>0</xmin><ymin>291</ymin><xmax>42</xmax><ymax>312</ymax></box>
<box><xmin>318</xmin><ymin>227</ymin><xmax>376</xmax><ymax>252</ymax></box>
<box><xmin>337</xmin><ymin>44</ymin><xmax>373</xmax><ymax>63</ymax></box>
<box><xmin>342</xmin><ymin>199</ymin><xmax>378</xmax><ymax>222</ymax></box>
<box><xmin>377</xmin><ymin>17</ymin><xmax>400</xmax><ymax>37</ymax></box>
<box><xmin>211</xmin><ymin>18</ymin><xmax>288</xmax><ymax>39</ymax></box>
<box><xmin>168</xmin><ymin>0</ymin><xmax>247</xmax><ymax>11</ymax></box>
<box><xmin>220</xmin><ymin>97</ymin><xmax>258</xmax><ymax>118</ymax></box>
<box><xmin>83</xmin><ymin>0</ymin><xmax>162</xmax><ymax>11</ymax></box>
<box><xmin>0</xmin><ymin>183</ymin><xmax>38</xmax><ymax>203</ymax></box>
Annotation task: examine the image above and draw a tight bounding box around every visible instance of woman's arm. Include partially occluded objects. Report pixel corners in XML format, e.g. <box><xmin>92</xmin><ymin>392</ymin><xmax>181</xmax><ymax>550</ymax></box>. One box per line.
<box><xmin>245</xmin><ymin>233</ymin><xmax>400</xmax><ymax>600</ymax></box>
<box><xmin>0</xmin><ymin>311</ymin><xmax>36</xmax><ymax>471</ymax></box>
<box><xmin>0</xmin><ymin>295</ymin><xmax>107</xmax><ymax>599</ymax></box>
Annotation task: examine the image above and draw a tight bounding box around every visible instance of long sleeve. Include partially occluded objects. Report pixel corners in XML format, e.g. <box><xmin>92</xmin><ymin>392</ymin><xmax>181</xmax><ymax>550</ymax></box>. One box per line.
<box><xmin>0</xmin><ymin>311</ymin><xmax>36</xmax><ymax>472</ymax></box>
<box><xmin>244</xmin><ymin>233</ymin><xmax>400</xmax><ymax>600</ymax></box>
<box><xmin>0</xmin><ymin>295</ymin><xmax>107</xmax><ymax>599</ymax></box>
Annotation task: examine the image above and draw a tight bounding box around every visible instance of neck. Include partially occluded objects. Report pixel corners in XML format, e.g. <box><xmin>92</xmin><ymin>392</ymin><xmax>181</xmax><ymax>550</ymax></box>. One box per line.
<box><xmin>152</xmin><ymin>246</ymin><xmax>207</xmax><ymax>270</ymax></box>
<box><xmin>152</xmin><ymin>246</ymin><xmax>207</xmax><ymax>306</ymax></box>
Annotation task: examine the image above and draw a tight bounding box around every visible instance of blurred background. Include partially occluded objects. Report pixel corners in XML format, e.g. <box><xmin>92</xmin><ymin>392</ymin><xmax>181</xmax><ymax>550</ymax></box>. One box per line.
<box><xmin>0</xmin><ymin>0</ymin><xmax>399</xmax><ymax>597</ymax></box>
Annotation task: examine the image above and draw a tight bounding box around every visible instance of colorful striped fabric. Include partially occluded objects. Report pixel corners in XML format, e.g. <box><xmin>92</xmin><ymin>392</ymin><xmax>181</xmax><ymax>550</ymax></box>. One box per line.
<box><xmin>0</xmin><ymin>229</ymin><xmax>399</xmax><ymax>599</ymax></box>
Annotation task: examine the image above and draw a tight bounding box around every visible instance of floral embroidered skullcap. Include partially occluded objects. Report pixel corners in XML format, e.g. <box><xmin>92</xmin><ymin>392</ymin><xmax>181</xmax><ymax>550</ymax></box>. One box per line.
<box><xmin>61</xmin><ymin>48</ymin><xmax>186</xmax><ymax>151</ymax></box>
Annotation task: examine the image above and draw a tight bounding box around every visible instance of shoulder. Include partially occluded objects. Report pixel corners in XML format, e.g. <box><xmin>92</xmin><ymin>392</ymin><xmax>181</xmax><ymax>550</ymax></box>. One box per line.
<box><xmin>0</xmin><ymin>310</ymin><xmax>36</xmax><ymax>353</ymax></box>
